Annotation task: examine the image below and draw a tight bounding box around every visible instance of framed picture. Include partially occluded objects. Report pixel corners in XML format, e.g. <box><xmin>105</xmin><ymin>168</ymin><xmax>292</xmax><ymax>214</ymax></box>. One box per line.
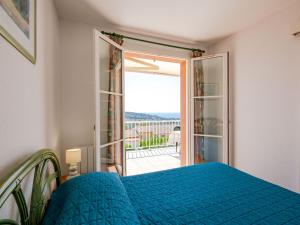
<box><xmin>0</xmin><ymin>0</ymin><xmax>36</xmax><ymax>63</ymax></box>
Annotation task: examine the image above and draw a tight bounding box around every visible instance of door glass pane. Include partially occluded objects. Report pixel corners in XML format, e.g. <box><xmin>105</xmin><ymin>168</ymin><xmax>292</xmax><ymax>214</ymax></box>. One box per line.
<box><xmin>194</xmin><ymin>98</ymin><xmax>223</xmax><ymax>136</ymax></box>
<box><xmin>100</xmin><ymin>141</ymin><xmax>123</xmax><ymax>175</ymax></box>
<box><xmin>194</xmin><ymin>136</ymin><xmax>223</xmax><ymax>163</ymax></box>
<box><xmin>99</xmin><ymin>38</ymin><xmax>122</xmax><ymax>93</ymax></box>
<box><xmin>193</xmin><ymin>57</ymin><xmax>223</xmax><ymax>96</ymax></box>
<box><xmin>100</xmin><ymin>94</ymin><xmax>123</xmax><ymax>145</ymax></box>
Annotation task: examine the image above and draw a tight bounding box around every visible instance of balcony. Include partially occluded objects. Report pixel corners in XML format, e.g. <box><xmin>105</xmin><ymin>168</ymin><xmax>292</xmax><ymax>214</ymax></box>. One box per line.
<box><xmin>125</xmin><ymin>120</ymin><xmax>181</xmax><ymax>175</ymax></box>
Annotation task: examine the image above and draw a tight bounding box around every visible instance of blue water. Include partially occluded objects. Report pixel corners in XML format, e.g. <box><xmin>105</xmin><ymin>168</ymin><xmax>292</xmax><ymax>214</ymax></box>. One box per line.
<box><xmin>148</xmin><ymin>112</ymin><xmax>180</xmax><ymax>119</ymax></box>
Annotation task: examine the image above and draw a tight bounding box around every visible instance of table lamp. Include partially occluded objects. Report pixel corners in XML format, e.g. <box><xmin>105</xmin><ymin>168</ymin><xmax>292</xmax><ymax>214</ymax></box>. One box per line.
<box><xmin>66</xmin><ymin>148</ymin><xmax>81</xmax><ymax>178</ymax></box>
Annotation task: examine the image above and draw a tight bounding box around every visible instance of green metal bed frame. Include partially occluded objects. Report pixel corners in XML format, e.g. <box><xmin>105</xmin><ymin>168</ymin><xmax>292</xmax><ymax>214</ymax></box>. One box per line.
<box><xmin>0</xmin><ymin>149</ymin><xmax>61</xmax><ymax>225</ymax></box>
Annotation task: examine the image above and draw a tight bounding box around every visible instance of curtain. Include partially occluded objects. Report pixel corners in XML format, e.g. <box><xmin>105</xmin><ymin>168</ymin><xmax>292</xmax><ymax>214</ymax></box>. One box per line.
<box><xmin>107</xmin><ymin>36</ymin><xmax>123</xmax><ymax>174</ymax></box>
<box><xmin>192</xmin><ymin>50</ymin><xmax>204</xmax><ymax>163</ymax></box>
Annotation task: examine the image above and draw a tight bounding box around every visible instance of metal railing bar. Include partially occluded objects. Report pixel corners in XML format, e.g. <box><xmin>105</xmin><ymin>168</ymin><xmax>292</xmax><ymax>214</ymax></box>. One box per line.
<box><xmin>124</xmin><ymin>120</ymin><xmax>180</xmax><ymax>151</ymax></box>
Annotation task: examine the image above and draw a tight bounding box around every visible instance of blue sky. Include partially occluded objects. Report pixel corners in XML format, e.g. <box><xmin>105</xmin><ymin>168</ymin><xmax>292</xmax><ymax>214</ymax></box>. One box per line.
<box><xmin>125</xmin><ymin>72</ymin><xmax>180</xmax><ymax>113</ymax></box>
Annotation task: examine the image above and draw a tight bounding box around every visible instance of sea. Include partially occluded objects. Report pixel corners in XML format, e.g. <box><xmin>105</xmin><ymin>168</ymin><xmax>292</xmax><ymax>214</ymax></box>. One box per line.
<box><xmin>148</xmin><ymin>112</ymin><xmax>180</xmax><ymax>119</ymax></box>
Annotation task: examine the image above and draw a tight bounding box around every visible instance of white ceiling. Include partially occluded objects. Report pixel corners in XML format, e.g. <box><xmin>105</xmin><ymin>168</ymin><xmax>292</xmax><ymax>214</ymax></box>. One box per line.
<box><xmin>54</xmin><ymin>0</ymin><xmax>295</xmax><ymax>44</ymax></box>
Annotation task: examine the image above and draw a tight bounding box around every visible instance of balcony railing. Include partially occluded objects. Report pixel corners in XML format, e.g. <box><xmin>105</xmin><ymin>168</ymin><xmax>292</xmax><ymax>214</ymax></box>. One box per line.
<box><xmin>125</xmin><ymin>120</ymin><xmax>180</xmax><ymax>151</ymax></box>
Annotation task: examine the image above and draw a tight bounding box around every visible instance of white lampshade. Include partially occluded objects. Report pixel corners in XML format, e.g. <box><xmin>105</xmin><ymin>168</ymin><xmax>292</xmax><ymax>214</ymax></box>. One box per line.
<box><xmin>66</xmin><ymin>149</ymin><xmax>81</xmax><ymax>164</ymax></box>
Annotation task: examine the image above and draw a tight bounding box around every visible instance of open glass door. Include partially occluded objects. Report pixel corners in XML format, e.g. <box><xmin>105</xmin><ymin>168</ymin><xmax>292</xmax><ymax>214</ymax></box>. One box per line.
<box><xmin>191</xmin><ymin>53</ymin><xmax>229</xmax><ymax>164</ymax></box>
<box><xmin>94</xmin><ymin>30</ymin><xmax>125</xmax><ymax>175</ymax></box>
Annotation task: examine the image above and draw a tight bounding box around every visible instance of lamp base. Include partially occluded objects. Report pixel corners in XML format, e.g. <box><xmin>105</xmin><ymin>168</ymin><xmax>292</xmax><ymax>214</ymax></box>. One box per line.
<box><xmin>68</xmin><ymin>163</ymin><xmax>80</xmax><ymax>179</ymax></box>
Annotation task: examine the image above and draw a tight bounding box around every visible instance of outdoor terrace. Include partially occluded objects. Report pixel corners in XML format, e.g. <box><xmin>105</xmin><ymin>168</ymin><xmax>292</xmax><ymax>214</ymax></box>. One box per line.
<box><xmin>125</xmin><ymin>120</ymin><xmax>181</xmax><ymax>175</ymax></box>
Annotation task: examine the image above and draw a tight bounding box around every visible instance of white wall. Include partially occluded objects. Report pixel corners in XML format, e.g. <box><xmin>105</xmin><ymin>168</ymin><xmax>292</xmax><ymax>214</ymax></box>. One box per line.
<box><xmin>59</xmin><ymin>20</ymin><xmax>205</xmax><ymax>174</ymax></box>
<box><xmin>0</xmin><ymin>0</ymin><xmax>61</xmax><ymax>175</ymax></box>
<box><xmin>209</xmin><ymin>1</ymin><xmax>300</xmax><ymax>192</ymax></box>
<box><xmin>59</xmin><ymin>21</ymin><xmax>95</xmax><ymax>174</ymax></box>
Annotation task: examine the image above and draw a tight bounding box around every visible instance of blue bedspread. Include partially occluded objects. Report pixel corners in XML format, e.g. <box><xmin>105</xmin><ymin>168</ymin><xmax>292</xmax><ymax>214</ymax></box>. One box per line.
<box><xmin>122</xmin><ymin>163</ymin><xmax>300</xmax><ymax>224</ymax></box>
<box><xmin>43</xmin><ymin>163</ymin><xmax>300</xmax><ymax>225</ymax></box>
<box><xmin>43</xmin><ymin>173</ymin><xmax>140</xmax><ymax>225</ymax></box>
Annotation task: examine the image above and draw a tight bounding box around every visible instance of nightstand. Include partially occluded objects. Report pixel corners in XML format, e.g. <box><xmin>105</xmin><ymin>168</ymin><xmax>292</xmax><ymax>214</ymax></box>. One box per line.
<box><xmin>60</xmin><ymin>175</ymin><xmax>68</xmax><ymax>183</ymax></box>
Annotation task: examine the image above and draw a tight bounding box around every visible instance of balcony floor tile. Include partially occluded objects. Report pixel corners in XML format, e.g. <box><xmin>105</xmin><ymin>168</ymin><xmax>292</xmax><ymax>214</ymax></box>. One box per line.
<box><xmin>125</xmin><ymin>147</ymin><xmax>181</xmax><ymax>176</ymax></box>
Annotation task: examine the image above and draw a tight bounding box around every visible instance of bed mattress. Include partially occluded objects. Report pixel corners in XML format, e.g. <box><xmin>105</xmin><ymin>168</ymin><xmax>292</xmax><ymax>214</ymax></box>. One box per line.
<box><xmin>43</xmin><ymin>163</ymin><xmax>300</xmax><ymax>225</ymax></box>
<box><xmin>121</xmin><ymin>163</ymin><xmax>300</xmax><ymax>224</ymax></box>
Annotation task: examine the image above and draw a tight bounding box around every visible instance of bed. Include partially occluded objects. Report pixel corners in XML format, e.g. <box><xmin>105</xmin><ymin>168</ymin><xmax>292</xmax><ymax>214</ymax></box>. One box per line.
<box><xmin>0</xmin><ymin>150</ymin><xmax>299</xmax><ymax>225</ymax></box>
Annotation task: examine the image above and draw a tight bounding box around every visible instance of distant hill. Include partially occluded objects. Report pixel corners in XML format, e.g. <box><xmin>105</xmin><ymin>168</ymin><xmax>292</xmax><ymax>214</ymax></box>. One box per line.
<box><xmin>149</xmin><ymin>112</ymin><xmax>180</xmax><ymax>119</ymax></box>
<box><xmin>125</xmin><ymin>112</ymin><xmax>180</xmax><ymax>121</ymax></box>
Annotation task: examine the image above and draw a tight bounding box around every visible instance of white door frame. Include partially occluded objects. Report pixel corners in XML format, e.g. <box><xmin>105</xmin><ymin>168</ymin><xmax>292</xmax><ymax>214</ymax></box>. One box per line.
<box><xmin>93</xmin><ymin>29</ymin><xmax>126</xmax><ymax>173</ymax></box>
<box><xmin>189</xmin><ymin>53</ymin><xmax>229</xmax><ymax>165</ymax></box>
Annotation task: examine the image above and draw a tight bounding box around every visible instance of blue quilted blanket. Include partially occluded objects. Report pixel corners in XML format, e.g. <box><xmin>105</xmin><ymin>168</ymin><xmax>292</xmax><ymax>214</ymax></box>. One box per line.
<box><xmin>43</xmin><ymin>163</ymin><xmax>300</xmax><ymax>225</ymax></box>
<box><xmin>43</xmin><ymin>173</ymin><xmax>140</xmax><ymax>225</ymax></box>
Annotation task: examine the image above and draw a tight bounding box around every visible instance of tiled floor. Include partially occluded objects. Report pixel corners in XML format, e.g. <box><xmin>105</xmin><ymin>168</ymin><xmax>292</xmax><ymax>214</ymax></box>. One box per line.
<box><xmin>126</xmin><ymin>147</ymin><xmax>181</xmax><ymax>176</ymax></box>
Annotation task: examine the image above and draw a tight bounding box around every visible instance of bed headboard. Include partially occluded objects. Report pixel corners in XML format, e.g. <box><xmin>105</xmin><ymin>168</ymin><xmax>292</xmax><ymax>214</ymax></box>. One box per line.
<box><xmin>0</xmin><ymin>149</ymin><xmax>61</xmax><ymax>225</ymax></box>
